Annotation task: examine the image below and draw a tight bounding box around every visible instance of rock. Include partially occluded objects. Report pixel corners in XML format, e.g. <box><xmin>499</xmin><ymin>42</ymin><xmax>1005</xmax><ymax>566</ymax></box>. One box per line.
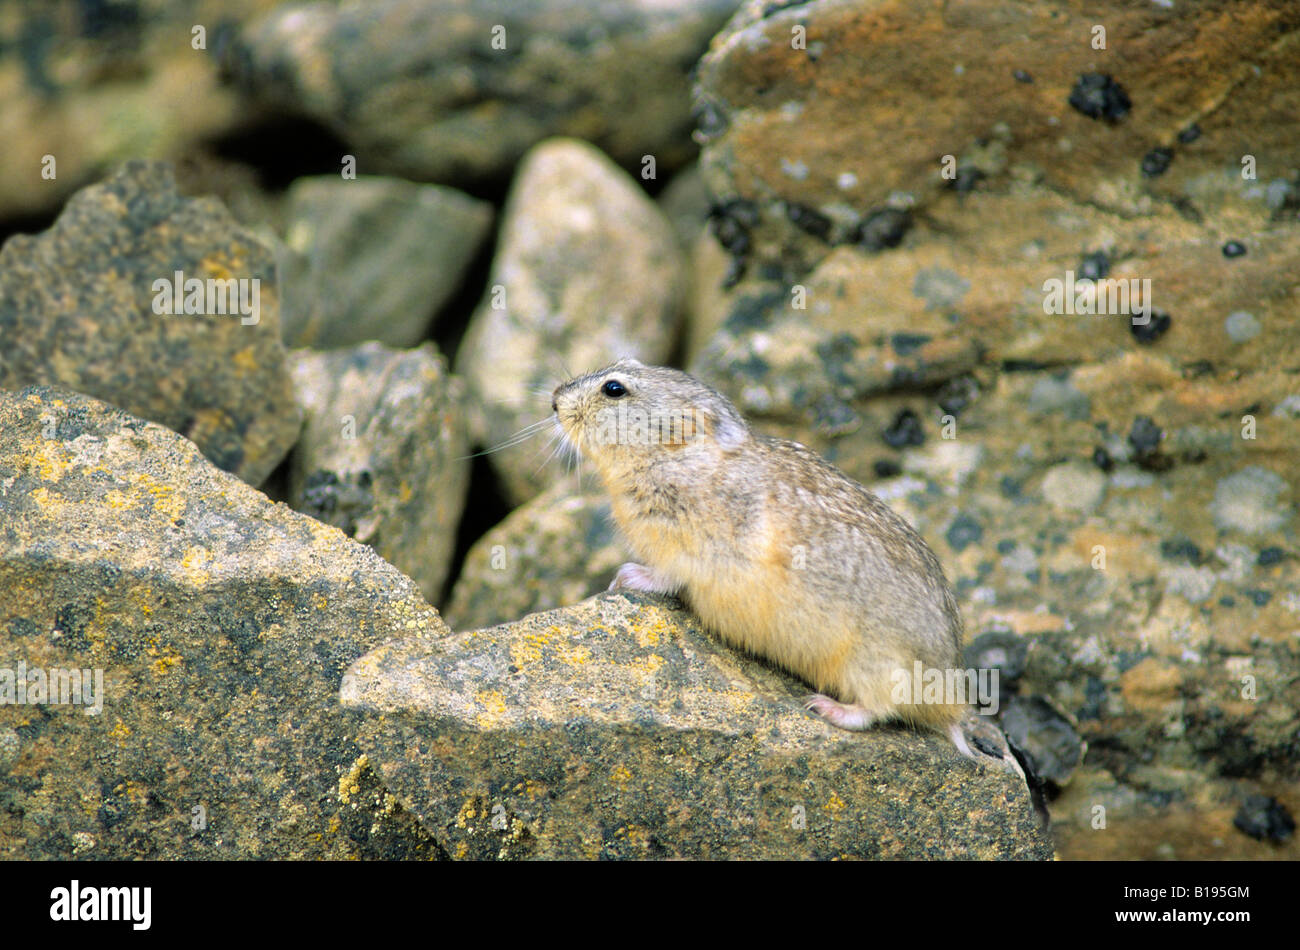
<box><xmin>287</xmin><ymin>343</ymin><xmax>471</xmax><ymax>603</ymax></box>
<box><xmin>444</xmin><ymin>483</ymin><xmax>622</xmax><ymax>631</ymax></box>
<box><xmin>1233</xmin><ymin>794</ymin><xmax>1295</xmax><ymax>843</ymax></box>
<box><xmin>0</xmin><ymin>387</ymin><xmax>445</xmax><ymax>859</ymax></box>
<box><xmin>694</xmin><ymin>0</ymin><xmax>1300</xmax><ymax>272</ymax></box>
<box><xmin>278</xmin><ymin>176</ymin><xmax>493</xmax><ymax>349</ymax></box>
<box><xmin>0</xmin><ymin>161</ymin><xmax>300</xmax><ymax>486</ymax></box>
<box><xmin>229</xmin><ymin>0</ymin><xmax>735</xmax><ymax>185</ymax></box>
<box><xmin>456</xmin><ymin>139</ymin><xmax>685</xmax><ymax>504</ymax></box>
<box><xmin>0</xmin><ymin>0</ymin><xmax>275</xmax><ymax>220</ymax></box>
<box><xmin>341</xmin><ymin>594</ymin><xmax>1051</xmax><ymax>859</ymax></box>
<box><xmin>657</xmin><ymin>164</ymin><xmax>714</xmax><ymax>251</ymax></box>
<box><xmin>681</xmin><ymin>182</ymin><xmax>1300</xmax><ymax>861</ymax></box>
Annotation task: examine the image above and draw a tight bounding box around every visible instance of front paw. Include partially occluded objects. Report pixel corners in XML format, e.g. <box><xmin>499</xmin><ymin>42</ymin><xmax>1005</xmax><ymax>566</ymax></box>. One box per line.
<box><xmin>609</xmin><ymin>562</ymin><xmax>675</xmax><ymax>594</ymax></box>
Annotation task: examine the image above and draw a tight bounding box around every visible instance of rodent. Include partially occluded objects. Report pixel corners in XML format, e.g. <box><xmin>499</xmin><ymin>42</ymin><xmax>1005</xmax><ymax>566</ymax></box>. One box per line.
<box><xmin>551</xmin><ymin>358</ymin><xmax>988</xmax><ymax>759</ymax></box>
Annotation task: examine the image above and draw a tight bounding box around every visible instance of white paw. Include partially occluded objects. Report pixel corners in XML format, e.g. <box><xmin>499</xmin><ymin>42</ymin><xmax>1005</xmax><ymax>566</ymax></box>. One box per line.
<box><xmin>609</xmin><ymin>562</ymin><xmax>675</xmax><ymax>594</ymax></box>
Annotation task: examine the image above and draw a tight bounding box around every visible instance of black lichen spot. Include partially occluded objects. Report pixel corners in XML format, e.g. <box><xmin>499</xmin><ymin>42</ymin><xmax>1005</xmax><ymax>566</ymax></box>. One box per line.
<box><xmin>1233</xmin><ymin>795</ymin><xmax>1295</xmax><ymax>843</ymax></box>
<box><xmin>936</xmin><ymin>375</ymin><xmax>979</xmax><ymax>416</ymax></box>
<box><xmin>945</xmin><ymin>514</ymin><xmax>983</xmax><ymax>552</ymax></box>
<box><xmin>1177</xmin><ymin>123</ymin><xmax>1202</xmax><ymax>144</ymax></box>
<box><xmin>79</xmin><ymin>0</ymin><xmax>142</xmax><ymax>38</ymax></box>
<box><xmin>1219</xmin><ymin>596</ymin><xmax>1236</xmax><ymax>608</ymax></box>
<box><xmin>996</xmin><ymin>539</ymin><xmax>1017</xmax><ymax>554</ymax></box>
<box><xmin>999</xmin><ymin>475</ymin><xmax>1022</xmax><ymax>498</ymax></box>
<box><xmin>808</xmin><ymin>394</ymin><xmax>859</xmax><ymax>436</ymax></box>
<box><xmin>872</xmin><ymin>459</ymin><xmax>901</xmax><ymax>478</ymax></box>
<box><xmin>1244</xmin><ymin>589</ymin><xmax>1272</xmax><ymax>607</ymax></box>
<box><xmin>1182</xmin><ymin>359</ymin><xmax>1214</xmax><ymax>379</ymax></box>
<box><xmin>815</xmin><ymin>332</ymin><xmax>859</xmax><ymax>387</ymax></box>
<box><xmin>1128</xmin><ymin>415</ymin><xmax>1169</xmax><ymax>470</ymax></box>
<box><xmin>1013</xmin><ymin>69</ymin><xmax>1033</xmax><ymax>84</ymax></box>
<box><xmin>1257</xmin><ymin>546</ymin><xmax>1284</xmax><ymax>566</ymax></box>
<box><xmin>890</xmin><ymin>333</ymin><xmax>930</xmax><ymax>356</ymax></box>
<box><xmin>1078</xmin><ymin>250</ymin><xmax>1110</xmax><ymax>281</ymax></box>
<box><xmin>7</xmin><ymin>617</ymin><xmax>41</xmax><ymax>639</ymax></box>
<box><xmin>1140</xmin><ymin>147</ymin><xmax>1174</xmax><ymax>177</ymax></box>
<box><xmin>1160</xmin><ymin>537</ymin><xmax>1203</xmax><ymax>565</ymax></box>
<box><xmin>856</xmin><ymin>207</ymin><xmax>911</xmax><ymax>251</ymax></box>
<box><xmin>709</xmin><ymin>199</ymin><xmax>760</xmax><ymax>287</ymax></box>
<box><xmin>785</xmin><ymin>202</ymin><xmax>832</xmax><ymax>241</ymax></box>
<box><xmin>1130</xmin><ymin>310</ymin><xmax>1171</xmax><ymax>344</ymax></box>
<box><xmin>1092</xmin><ymin>446</ymin><xmax>1114</xmax><ymax>472</ymax></box>
<box><xmin>882</xmin><ymin>408</ymin><xmax>924</xmax><ymax>448</ymax></box>
<box><xmin>1222</xmin><ymin>240</ymin><xmax>1246</xmax><ymax>258</ymax></box>
<box><xmin>1068</xmin><ymin>73</ymin><xmax>1131</xmax><ymax>121</ymax></box>
<box><xmin>947</xmin><ymin>164</ymin><xmax>986</xmax><ymax>194</ymax></box>
<box><xmin>722</xmin><ymin>289</ymin><xmax>785</xmax><ymax>334</ymax></box>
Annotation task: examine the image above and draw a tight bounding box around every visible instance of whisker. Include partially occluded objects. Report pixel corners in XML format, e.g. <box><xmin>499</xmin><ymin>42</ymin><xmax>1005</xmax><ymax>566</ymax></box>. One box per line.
<box><xmin>455</xmin><ymin>417</ymin><xmax>551</xmax><ymax>460</ymax></box>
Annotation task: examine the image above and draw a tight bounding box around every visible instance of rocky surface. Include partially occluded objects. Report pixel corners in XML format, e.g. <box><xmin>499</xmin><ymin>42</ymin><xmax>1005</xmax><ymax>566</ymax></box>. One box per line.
<box><xmin>0</xmin><ymin>387</ymin><xmax>442</xmax><ymax>859</ymax></box>
<box><xmin>342</xmin><ymin>593</ymin><xmax>1050</xmax><ymax>859</ymax></box>
<box><xmin>0</xmin><ymin>160</ymin><xmax>300</xmax><ymax>486</ymax></box>
<box><xmin>444</xmin><ymin>483</ymin><xmax>622</xmax><ymax>632</ymax></box>
<box><xmin>456</xmin><ymin>138</ymin><xmax>685</xmax><ymax>504</ymax></box>
<box><xmin>288</xmin><ymin>343</ymin><xmax>470</xmax><ymax>603</ymax></box>
<box><xmin>694</xmin><ymin>0</ymin><xmax>1300</xmax><ymax>274</ymax></box>
<box><xmin>229</xmin><ymin>0</ymin><xmax>736</xmax><ymax>185</ymax></box>
<box><xmin>278</xmin><ymin>177</ymin><xmax>493</xmax><ymax>349</ymax></box>
<box><xmin>675</xmin><ymin>0</ymin><xmax>1300</xmax><ymax>861</ymax></box>
<box><xmin>0</xmin><ymin>0</ymin><xmax>279</xmax><ymax>220</ymax></box>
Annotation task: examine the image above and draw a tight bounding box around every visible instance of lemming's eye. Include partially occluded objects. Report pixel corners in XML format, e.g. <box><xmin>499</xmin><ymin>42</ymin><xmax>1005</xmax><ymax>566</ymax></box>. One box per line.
<box><xmin>602</xmin><ymin>379</ymin><xmax>627</xmax><ymax>398</ymax></box>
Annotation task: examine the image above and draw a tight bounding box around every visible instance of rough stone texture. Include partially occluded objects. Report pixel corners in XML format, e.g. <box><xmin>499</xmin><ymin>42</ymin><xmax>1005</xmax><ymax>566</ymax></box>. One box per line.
<box><xmin>456</xmin><ymin>139</ymin><xmax>685</xmax><ymax>504</ymax></box>
<box><xmin>0</xmin><ymin>387</ymin><xmax>445</xmax><ymax>859</ymax></box>
<box><xmin>694</xmin><ymin>0</ymin><xmax>1300</xmax><ymax>273</ymax></box>
<box><xmin>342</xmin><ymin>593</ymin><xmax>1051</xmax><ymax>859</ymax></box>
<box><xmin>0</xmin><ymin>160</ymin><xmax>300</xmax><ymax>486</ymax></box>
<box><xmin>229</xmin><ymin>0</ymin><xmax>736</xmax><ymax>185</ymax></box>
<box><xmin>0</xmin><ymin>0</ymin><xmax>280</xmax><ymax>220</ymax></box>
<box><xmin>444</xmin><ymin>483</ymin><xmax>622</xmax><ymax>631</ymax></box>
<box><xmin>682</xmin><ymin>201</ymin><xmax>1300</xmax><ymax>859</ymax></box>
<box><xmin>278</xmin><ymin>177</ymin><xmax>493</xmax><ymax>349</ymax></box>
<box><xmin>287</xmin><ymin>343</ymin><xmax>471</xmax><ymax>603</ymax></box>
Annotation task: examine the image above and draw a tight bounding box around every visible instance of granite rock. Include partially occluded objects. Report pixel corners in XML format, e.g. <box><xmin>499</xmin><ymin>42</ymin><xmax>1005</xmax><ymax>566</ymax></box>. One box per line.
<box><xmin>278</xmin><ymin>176</ymin><xmax>492</xmax><ymax>349</ymax></box>
<box><xmin>342</xmin><ymin>594</ymin><xmax>1052</xmax><ymax>859</ymax></box>
<box><xmin>0</xmin><ymin>387</ymin><xmax>444</xmax><ymax>859</ymax></box>
<box><xmin>287</xmin><ymin>342</ymin><xmax>471</xmax><ymax>602</ymax></box>
<box><xmin>0</xmin><ymin>160</ymin><xmax>300</xmax><ymax>486</ymax></box>
<box><xmin>230</xmin><ymin>0</ymin><xmax>736</xmax><ymax>185</ymax></box>
<box><xmin>456</xmin><ymin>139</ymin><xmax>684</xmax><ymax>504</ymax></box>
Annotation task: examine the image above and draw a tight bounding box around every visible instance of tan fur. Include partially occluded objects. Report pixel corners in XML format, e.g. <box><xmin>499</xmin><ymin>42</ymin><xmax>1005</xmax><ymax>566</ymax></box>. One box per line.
<box><xmin>553</xmin><ymin>359</ymin><xmax>967</xmax><ymax>738</ymax></box>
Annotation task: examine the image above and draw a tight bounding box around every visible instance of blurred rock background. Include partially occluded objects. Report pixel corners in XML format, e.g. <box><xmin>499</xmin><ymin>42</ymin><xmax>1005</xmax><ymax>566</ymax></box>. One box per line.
<box><xmin>0</xmin><ymin>0</ymin><xmax>1297</xmax><ymax>860</ymax></box>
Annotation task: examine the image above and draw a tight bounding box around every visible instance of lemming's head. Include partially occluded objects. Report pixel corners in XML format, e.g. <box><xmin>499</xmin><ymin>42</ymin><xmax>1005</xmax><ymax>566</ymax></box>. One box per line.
<box><xmin>551</xmin><ymin>359</ymin><xmax>749</xmax><ymax>477</ymax></box>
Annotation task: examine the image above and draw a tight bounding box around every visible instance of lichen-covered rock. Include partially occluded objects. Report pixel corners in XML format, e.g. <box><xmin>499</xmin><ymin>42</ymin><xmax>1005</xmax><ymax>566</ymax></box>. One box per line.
<box><xmin>444</xmin><ymin>483</ymin><xmax>622</xmax><ymax>631</ymax></box>
<box><xmin>229</xmin><ymin>0</ymin><xmax>736</xmax><ymax>184</ymax></box>
<box><xmin>278</xmin><ymin>177</ymin><xmax>493</xmax><ymax>349</ymax></box>
<box><xmin>0</xmin><ymin>0</ymin><xmax>277</xmax><ymax>220</ymax></box>
<box><xmin>456</xmin><ymin>139</ymin><xmax>685</xmax><ymax>504</ymax></box>
<box><xmin>694</xmin><ymin>0</ymin><xmax>1300</xmax><ymax>273</ymax></box>
<box><xmin>342</xmin><ymin>594</ymin><xmax>1051</xmax><ymax>859</ymax></box>
<box><xmin>0</xmin><ymin>160</ymin><xmax>300</xmax><ymax>486</ymax></box>
<box><xmin>287</xmin><ymin>343</ymin><xmax>470</xmax><ymax>603</ymax></box>
<box><xmin>0</xmin><ymin>387</ymin><xmax>444</xmax><ymax>859</ymax></box>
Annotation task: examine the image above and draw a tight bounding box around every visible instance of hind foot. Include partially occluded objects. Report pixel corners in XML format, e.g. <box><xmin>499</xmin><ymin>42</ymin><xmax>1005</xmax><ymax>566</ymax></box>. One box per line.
<box><xmin>804</xmin><ymin>694</ymin><xmax>881</xmax><ymax>731</ymax></box>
